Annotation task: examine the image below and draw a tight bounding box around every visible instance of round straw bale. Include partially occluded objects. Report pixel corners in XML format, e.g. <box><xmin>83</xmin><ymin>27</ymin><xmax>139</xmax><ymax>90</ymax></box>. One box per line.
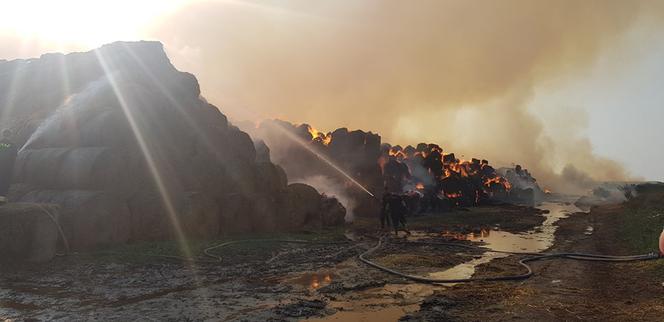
<box><xmin>19</xmin><ymin>190</ymin><xmax>130</xmax><ymax>250</ymax></box>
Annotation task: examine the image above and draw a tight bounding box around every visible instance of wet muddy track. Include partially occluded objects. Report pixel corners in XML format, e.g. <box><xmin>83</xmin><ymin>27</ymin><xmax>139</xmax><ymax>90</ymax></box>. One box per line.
<box><xmin>0</xmin><ymin>242</ymin><xmax>365</xmax><ymax>320</ymax></box>
<box><xmin>405</xmin><ymin>202</ymin><xmax>664</xmax><ymax>321</ymax></box>
<box><xmin>1</xmin><ymin>204</ymin><xmax>559</xmax><ymax>321</ymax></box>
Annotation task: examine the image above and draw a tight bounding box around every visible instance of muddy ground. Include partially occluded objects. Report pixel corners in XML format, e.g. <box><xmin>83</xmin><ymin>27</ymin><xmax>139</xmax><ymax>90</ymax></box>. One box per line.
<box><xmin>403</xmin><ymin>190</ymin><xmax>664</xmax><ymax>321</ymax></box>
<box><xmin>1</xmin><ymin>197</ymin><xmax>661</xmax><ymax>321</ymax></box>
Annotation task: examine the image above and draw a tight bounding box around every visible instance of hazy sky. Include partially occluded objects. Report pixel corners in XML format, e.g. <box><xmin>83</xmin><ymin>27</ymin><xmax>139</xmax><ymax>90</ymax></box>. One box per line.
<box><xmin>0</xmin><ymin>0</ymin><xmax>662</xmax><ymax>185</ymax></box>
<box><xmin>530</xmin><ymin>24</ymin><xmax>664</xmax><ymax>182</ymax></box>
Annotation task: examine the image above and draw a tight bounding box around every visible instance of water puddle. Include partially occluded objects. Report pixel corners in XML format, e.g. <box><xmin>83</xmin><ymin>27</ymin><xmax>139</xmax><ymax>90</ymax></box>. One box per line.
<box><xmin>428</xmin><ymin>202</ymin><xmax>582</xmax><ymax>281</ymax></box>
<box><xmin>304</xmin><ymin>284</ymin><xmax>427</xmax><ymax>322</ymax></box>
<box><xmin>296</xmin><ymin>202</ymin><xmax>582</xmax><ymax>321</ymax></box>
<box><xmin>304</xmin><ymin>305</ymin><xmax>418</xmax><ymax>322</ymax></box>
<box><xmin>290</xmin><ymin>272</ymin><xmax>335</xmax><ymax>289</ymax></box>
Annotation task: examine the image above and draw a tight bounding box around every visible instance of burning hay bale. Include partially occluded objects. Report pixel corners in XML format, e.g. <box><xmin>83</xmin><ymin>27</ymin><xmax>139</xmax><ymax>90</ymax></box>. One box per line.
<box><xmin>381</xmin><ymin>144</ymin><xmax>515</xmax><ymax>208</ymax></box>
<box><xmin>242</xmin><ymin>120</ymin><xmax>383</xmax><ymax>219</ymax></box>
<box><xmin>243</xmin><ymin>119</ymin><xmax>539</xmax><ymax>218</ymax></box>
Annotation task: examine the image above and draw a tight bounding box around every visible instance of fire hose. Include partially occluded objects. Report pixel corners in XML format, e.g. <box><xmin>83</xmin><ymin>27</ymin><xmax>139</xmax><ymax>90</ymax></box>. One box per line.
<box><xmin>60</xmin><ymin>239</ymin><xmax>351</xmax><ymax>263</ymax></box>
<box><xmin>199</xmin><ymin>236</ymin><xmax>661</xmax><ymax>284</ymax></box>
<box><xmin>36</xmin><ymin>204</ymin><xmax>71</xmax><ymax>255</ymax></box>
<box><xmin>358</xmin><ymin>236</ymin><xmax>663</xmax><ymax>283</ymax></box>
<box><xmin>57</xmin><ymin>233</ymin><xmax>661</xmax><ymax>284</ymax></box>
<box><xmin>202</xmin><ymin>239</ymin><xmax>351</xmax><ymax>262</ymax></box>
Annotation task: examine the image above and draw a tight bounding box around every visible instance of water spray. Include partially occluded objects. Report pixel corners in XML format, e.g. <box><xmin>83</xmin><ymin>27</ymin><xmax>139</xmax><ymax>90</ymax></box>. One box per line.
<box><xmin>270</xmin><ymin>123</ymin><xmax>375</xmax><ymax>198</ymax></box>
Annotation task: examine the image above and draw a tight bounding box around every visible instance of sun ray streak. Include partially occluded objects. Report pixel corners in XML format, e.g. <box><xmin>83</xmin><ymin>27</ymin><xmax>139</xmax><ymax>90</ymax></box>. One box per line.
<box><xmin>118</xmin><ymin>43</ymin><xmax>255</xmax><ymax>197</ymax></box>
<box><xmin>93</xmin><ymin>49</ymin><xmax>194</xmax><ymax>260</ymax></box>
<box><xmin>0</xmin><ymin>40</ymin><xmax>27</xmax><ymax>126</ymax></box>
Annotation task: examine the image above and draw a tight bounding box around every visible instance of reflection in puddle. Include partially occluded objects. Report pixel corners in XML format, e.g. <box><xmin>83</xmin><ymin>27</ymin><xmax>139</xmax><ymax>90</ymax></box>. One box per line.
<box><xmin>440</xmin><ymin>229</ymin><xmax>492</xmax><ymax>241</ymax></box>
<box><xmin>301</xmin><ymin>202</ymin><xmax>582</xmax><ymax>321</ymax></box>
<box><xmin>288</xmin><ymin>272</ymin><xmax>335</xmax><ymax>289</ymax></box>
<box><xmin>429</xmin><ymin>202</ymin><xmax>582</xmax><ymax>281</ymax></box>
<box><xmin>304</xmin><ymin>305</ymin><xmax>418</xmax><ymax>322</ymax></box>
<box><xmin>305</xmin><ymin>283</ymin><xmax>426</xmax><ymax>322</ymax></box>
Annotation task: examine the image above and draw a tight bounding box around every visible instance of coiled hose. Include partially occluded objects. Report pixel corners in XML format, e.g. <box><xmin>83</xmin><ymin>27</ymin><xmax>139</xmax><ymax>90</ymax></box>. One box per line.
<box><xmin>358</xmin><ymin>236</ymin><xmax>663</xmax><ymax>284</ymax></box>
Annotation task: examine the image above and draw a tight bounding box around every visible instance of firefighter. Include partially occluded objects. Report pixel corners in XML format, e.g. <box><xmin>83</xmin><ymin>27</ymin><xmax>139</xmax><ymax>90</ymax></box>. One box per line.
<box><xmin>0</xmin><ymin>129</ymin><xmax>17</xmax><ymax>198</ymax></box>
<box><xmin>380</xmin><ymin>189</ymin><xmax>392</xmax><ymax>230</ymax></box>
<box><xmin>382</xmin><ymin>191</ymin><xmax>411</xmax><ymax>236</ymax></box>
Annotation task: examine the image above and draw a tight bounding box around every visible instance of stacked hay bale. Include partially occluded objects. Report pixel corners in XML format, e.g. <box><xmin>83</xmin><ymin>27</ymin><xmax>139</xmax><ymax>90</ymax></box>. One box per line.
<box><xmin>0</xmin><ymin>203</ymin><xmax>60</xmax><ymax>262</ymax></box>
<box><xmin>1</xmin><ymin>41</ymin><xmax>345</xmax><ymax>254</ymax></box>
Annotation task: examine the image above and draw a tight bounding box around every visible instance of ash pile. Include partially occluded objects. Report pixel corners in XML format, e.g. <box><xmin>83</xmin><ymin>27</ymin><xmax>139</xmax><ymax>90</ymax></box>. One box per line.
<box><xmin>243</xmin><ymin>120</ymin><xmax>545</xmax><ymax>217</ymax></box>
<box><xmin>0</xmin><ymin>41</ymin><xmax>344</xmax><ymax>262</ymax></box>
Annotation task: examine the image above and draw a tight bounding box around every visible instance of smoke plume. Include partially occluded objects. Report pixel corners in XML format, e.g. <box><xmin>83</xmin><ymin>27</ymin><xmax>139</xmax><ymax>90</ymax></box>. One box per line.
<box><xmin>150</xmin><ymin>0</ymin><xmax>663</xmax><ymax>193</ymax></box>
<box><xmin>293</xmin><ymin>175</ymin><xmax>356</xmax><ymax>222</ymax></box>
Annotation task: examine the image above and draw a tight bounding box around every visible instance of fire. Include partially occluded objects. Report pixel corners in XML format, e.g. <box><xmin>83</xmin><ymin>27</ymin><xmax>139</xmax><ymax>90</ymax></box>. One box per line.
<box><xmin>544</xmin><ymin>189</ymin><xmax>552</xmax><ymax>194</ymax></box>
<box><xmin>307</xmin><ymin>125</ymin><xmax>332</xmax><ymax>145</ymax></box>
<box><xmin>483</xmin><ymin>176</ymin><xmax>511</xmax><ymax>191</ymax></box>
<box><xmin>388</xmin><ymin>147</ymin><xmax>407</xmax><ymax>159</ymax></box>
<box><xmin>441</xmin><ymin>229</ymin><xmax>491</xmax><ymax>241</ymax></box>
<box><xmin>379</xmin><ymin>141</ymin><xmax>514</xmax><ymax>206</ymax></box>
<box><xmin>445</xmin><ymin>192</ymin><xmax>462</xmax><ymax>199</ymax></box>
<box><xmin>309</xmin><ymin>274</ymin><xmax>333</xmax><ymax>289</ymax></box>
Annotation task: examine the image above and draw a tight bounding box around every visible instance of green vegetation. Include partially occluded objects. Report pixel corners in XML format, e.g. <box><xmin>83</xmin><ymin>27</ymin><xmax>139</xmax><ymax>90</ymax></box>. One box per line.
<box><xmin>78</xmin><ymin>227</ymin><xmax>347</xmax><ymax>264</ymax></box>
<box><xmin>619</xmin><ymin>183</ymin><xmax>664</xmax><ymax>276</ymax></box>
<box><xmin>620</xmin><ymin>184</ymin><xmax>664</xmax><ymax>253</ymax></box>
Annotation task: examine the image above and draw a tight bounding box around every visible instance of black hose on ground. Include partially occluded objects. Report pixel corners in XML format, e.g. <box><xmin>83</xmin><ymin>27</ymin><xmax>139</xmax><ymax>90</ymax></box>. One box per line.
<box><xmin>358</xmin><ymin>236</ymin><xmax>662</xmax><ymax>284</ymax></box>
<box><xmin>202</xmin><ymin>239</ymin><xmax>351</xmax><ymax>263</ymax></box>
<box><xmin>57</xmin><ymin>238</ymin><xmax>351</xmax><ymax>263</ymax></box>
<box><xmin>57</xmin><ymin>233</ymin><xmax>661</xmax><ymax>284</ymax></box>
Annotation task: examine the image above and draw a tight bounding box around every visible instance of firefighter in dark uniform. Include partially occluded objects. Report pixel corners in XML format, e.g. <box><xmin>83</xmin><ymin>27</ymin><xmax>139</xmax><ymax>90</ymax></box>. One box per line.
<box><xmin>380</xmin><ymin>188</ymin><xmax>392</xmax><ymax>230</ymax></box>
<box><xmin>0</xmin><ymin>129</ymin><xmax>17</xmax><ymax>198</ymax></box>
<box><xmin>381</xmin><ymin>191</ymin><xmax>411</xmax><ymax>236</ymax></box>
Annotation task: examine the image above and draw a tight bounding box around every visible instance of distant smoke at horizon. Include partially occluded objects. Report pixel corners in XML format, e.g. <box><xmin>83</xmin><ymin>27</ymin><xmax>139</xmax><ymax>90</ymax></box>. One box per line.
<box><xmin>149</xmin><ymin>0</ymin><xmax>663</xmax><ymax>193</ymax></box>
<box><xmin>2</xmin><ymin>1</ymin><xmax>660</xmax><ymax>193</ymax></box>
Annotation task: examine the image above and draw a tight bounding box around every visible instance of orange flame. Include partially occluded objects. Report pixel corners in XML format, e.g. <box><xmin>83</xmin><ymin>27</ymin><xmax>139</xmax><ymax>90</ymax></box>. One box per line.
<box><xmin>441</xmin><ymin>229</ymin><xmax>491</xmax><ymax>241</ymax></box>
<box><xmin>307</xmin><ymin>125</ymin><xmax>332</xmax><ymax>145</ymax></box>
<box><xmin>483</xmin><ymin>176</ymin><xmax>511</xmax><ymax>191</ymax></box>
<box><xmin>445</xmin><ymin>192</ymin><xmax>462</xmax><ymax>198</ymax></box>
<box><xmin>388</xmin><ymin>148</ymin><xmax>407</xmax><ymax>159</ymax></box>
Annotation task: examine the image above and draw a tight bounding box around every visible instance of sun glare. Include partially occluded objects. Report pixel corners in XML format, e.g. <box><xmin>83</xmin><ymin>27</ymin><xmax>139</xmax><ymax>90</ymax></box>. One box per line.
<box><xmin>0</xmin><ymin>0</ymin><xmax>190</xmax><ymax>48</ymax></box>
